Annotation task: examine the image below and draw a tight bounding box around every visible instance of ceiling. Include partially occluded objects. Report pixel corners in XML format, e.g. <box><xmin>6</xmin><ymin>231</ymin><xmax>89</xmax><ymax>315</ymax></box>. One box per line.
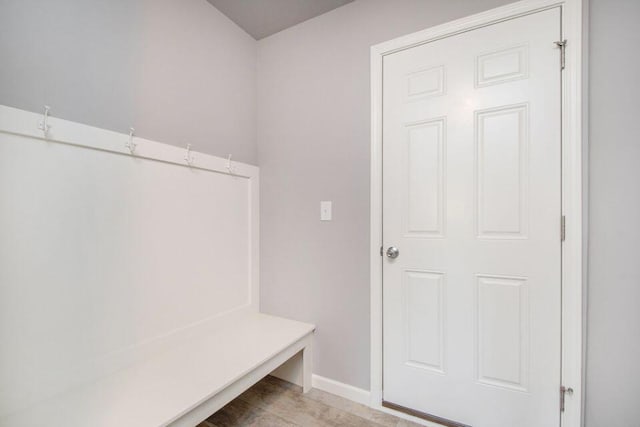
<box><xmin>206</xmin><ymin>0</ymin><xmax>354</xmax><ymax>40</ymax></box>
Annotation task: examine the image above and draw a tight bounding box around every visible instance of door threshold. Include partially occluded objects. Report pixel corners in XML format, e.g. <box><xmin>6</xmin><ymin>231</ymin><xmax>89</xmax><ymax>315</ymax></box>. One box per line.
<box><xmin>382</xmin><ymin>401</ymin><xmax>471</xmax><ymax>427</ymax></box>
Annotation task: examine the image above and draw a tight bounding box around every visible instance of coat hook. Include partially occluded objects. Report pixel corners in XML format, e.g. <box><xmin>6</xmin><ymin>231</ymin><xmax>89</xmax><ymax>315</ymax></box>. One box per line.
<box><xmin>38</xmin><ymin>105</ymin><xmax>51</xmax><ymax>136</ymax></box>
<box><xmin>226</xmin><ymin>154</ymin><xmax>234</xmax><ymax>174</ymax></box>
<box><xmin>184</xmin><ymin>144</ymin><xmax>195</xmax><ymax>166</ymax></box>
<box><xmin>125</xmin><ymin>127</ymin><xmax>136</xmax><ymax>154</ymax></box>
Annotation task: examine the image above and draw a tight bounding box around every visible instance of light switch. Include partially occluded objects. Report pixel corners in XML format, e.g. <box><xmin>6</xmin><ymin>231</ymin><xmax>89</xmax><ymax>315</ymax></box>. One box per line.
<box><xmin>320</xmin><ymin>201</ymin><xmax>332</xmax><ymax>221</ymax></box>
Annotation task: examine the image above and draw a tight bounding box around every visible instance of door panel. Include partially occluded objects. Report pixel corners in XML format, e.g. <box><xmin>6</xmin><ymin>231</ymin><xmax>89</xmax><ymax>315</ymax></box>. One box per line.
<box><xmin>405</xmin><ymin>118</ymin><xmax>445</xmax><ymax>237</ymax></box>
<box><xmin>382</xmin><ymin>8</ymin><xmax>561</xmax><ymax>427</ymax></box>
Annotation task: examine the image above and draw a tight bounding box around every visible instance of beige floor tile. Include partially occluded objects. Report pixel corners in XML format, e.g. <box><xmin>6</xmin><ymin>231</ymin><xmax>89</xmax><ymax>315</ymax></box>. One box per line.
<box><xmin>206</xmin><ymin>375</ymin><xmax>422</xmax><ymax>427</ymax></box>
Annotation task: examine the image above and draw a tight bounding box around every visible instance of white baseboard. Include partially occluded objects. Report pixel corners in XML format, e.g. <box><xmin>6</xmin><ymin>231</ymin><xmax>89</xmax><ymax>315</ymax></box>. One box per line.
<box><xmin>309</xmin><ymin>375</ymin><xmax>436</xmax><ymax>426</ymax></box>
<box><xmin>311</xmin><ymin>374</ymin><xmax>370</xmax><ymax>406</ymax></box>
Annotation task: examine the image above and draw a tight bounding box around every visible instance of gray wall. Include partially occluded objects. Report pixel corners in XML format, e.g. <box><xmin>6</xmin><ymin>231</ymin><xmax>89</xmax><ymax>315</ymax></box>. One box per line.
<box><xmin>258</xmin><ymin>0</ymin><xmax>640</xmax><ymax>424</ymax></box>
<box><xmin>256</xmin><ymin>0</ymin><xmax>513</xmax><ymax>391</ymax></box>
<box><xmin>0</xmin><ymin>0</ymin><xmax>258</xmax><ymax>164</ymax></box>
<box><xmin>586</xmin><ymin>0</ymin><xmax>640</xmax><ymax>425</ymax></box>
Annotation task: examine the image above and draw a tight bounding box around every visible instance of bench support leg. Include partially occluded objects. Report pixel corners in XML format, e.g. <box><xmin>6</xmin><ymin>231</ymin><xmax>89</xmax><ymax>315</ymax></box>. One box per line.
<box><xmin>302</xmin><ymin>339</ymin><xmax>313</xmax><ymax>393</ymax></box>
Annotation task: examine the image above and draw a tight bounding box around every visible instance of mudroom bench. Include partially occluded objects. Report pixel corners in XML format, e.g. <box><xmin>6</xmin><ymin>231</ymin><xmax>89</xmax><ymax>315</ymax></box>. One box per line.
<box><xmin>1</xmin><ymin>313</ymin><xmax>315</xmax><ymax>427</ymax></box>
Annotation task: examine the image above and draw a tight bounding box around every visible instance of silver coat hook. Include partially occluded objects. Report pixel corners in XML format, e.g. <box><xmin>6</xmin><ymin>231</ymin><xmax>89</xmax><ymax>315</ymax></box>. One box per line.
<box><xmin>125</xmin><ymin>127</ymin><xmax>136</xmax><ymax>154</ymax></box>
<box><xmin>226</xmin><ymin>154</ymin><xmax>234</xmax><ymax>174</ymax></box>
<box><xmin>38</xmin><ymin>105</ymin><xmax>51</xmax><ymax>136</ymax></box>
<box><xmin>184</xmin><ymin>144</ymin><xmax>195</xmax><ymax>166</ymax></box>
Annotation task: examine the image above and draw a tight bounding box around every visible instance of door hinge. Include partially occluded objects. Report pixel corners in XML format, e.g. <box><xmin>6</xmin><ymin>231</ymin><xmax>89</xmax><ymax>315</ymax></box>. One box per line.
<box><xmin>560</xmin><ymin>385</ymin><xmax>574</xmax><ymax>412</ymax></box>
<box><xmin>561</xmin><ymin>215</ymin><xmax>566</xmax><ymax>242</ymax></box>
<box><xmin>555</xmin><ymin>39</ymin><xmax>567</xmax><ymax>70</ymax></box>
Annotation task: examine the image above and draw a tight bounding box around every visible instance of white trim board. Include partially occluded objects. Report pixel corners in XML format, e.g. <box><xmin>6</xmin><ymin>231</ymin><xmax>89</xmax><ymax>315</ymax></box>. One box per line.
<box><xmin>369</xmin><ymin>1</ymin><xmax>584</xmax><ymax>426</ymax></box>
<box><xmin>0</xmin><ymin>105</ymin><xmax>258</xmax><ymax>178</ymax></box>
<box><xmin>311</xmin><ymin>375</ymin><xmax>370</xmax><ymax>406</ymax></box>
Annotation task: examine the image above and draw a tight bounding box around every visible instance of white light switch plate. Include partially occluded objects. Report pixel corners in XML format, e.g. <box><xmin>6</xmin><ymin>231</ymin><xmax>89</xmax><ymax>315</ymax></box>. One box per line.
<box><xmin>320</xmin><ymin>201</ymin><xmax>332</xmax><ymax>221</ymax></box>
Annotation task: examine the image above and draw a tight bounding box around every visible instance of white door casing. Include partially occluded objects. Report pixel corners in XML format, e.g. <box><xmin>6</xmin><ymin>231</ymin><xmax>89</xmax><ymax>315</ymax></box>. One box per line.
<box><xmin>371</xmin><ymin>1</ymin><xmax>583</xmax><ymax>425</ymax></box>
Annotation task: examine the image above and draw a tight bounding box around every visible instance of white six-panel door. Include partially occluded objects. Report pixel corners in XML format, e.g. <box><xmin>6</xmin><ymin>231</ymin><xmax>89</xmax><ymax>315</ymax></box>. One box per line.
<box><xmin>382</xmin><ymin>8</ymin><xmax>562</xmax><ymax>427</ymax></box>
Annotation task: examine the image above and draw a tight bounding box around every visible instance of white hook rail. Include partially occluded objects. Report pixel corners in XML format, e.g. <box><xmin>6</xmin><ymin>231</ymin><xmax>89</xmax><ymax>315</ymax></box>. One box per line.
<box><xmin>2</xmin><ymin>105</ymin><xmax>257</xmax><ymax>178</ymax></box>
<box><xmin>38</xmin><ymin>105</ymin><xmax>51</xmax><ymax>136</ymax></box>
<box><xmin>184</xmin><ymin>144</ymin><xmax>195</xmax><ymax>166</ymax></box>
<box><xmin>125</xmin><ymin>127</ymin><xmax>136</xmax><ymax>154</ymax></box>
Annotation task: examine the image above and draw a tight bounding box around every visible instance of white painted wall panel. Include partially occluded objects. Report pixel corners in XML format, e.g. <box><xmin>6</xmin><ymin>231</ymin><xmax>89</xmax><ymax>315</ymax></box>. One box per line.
<box><xmin>0</xmin><ymin>122</ymin><xmax>255</xmax><ymax>415</ymax></box>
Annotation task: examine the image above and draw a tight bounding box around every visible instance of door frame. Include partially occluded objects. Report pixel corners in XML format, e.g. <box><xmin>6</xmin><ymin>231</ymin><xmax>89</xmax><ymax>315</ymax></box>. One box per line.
<box><xmin>369</xmin><ymin>0</ymin><xmax>585</xmax><ymax>425</ymax></box>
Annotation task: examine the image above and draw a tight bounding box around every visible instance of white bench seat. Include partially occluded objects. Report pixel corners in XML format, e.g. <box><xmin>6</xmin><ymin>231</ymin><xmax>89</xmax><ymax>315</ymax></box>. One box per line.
<box><xmin>0</xmin><ymin>313</ymin><xmax>315</xmax><ymax>427</ymax></box>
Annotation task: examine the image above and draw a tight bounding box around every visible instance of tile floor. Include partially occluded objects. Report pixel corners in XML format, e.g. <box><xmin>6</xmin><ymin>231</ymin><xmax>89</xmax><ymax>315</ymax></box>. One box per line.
<box><xmin>197</xmin><ymin>375</ymin><xmax>423</xmax><ymax>427</ymax></box>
